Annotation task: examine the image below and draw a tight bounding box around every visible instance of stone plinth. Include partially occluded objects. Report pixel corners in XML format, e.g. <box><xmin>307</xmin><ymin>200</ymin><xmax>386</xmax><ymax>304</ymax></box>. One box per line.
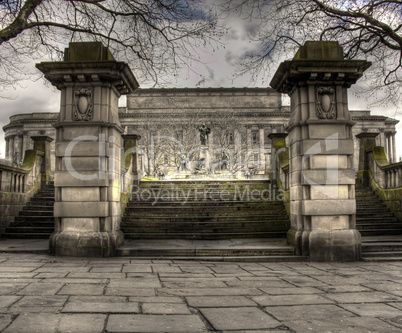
<box><xmin>37</xmin><ymin>42</ymin><xmax>139</xmax><ymax>257</ymax></box>
<box><xmin>270</xmin><ymin>41</ymin><xmax>371</xmax><ymax>261</ymax></box>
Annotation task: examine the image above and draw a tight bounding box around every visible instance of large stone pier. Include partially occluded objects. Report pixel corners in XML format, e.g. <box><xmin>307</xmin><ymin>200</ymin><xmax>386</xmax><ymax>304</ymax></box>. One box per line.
<box><xmin>37</xmin><ymin>42</ymin><xmax>139</xmax><ymax>256</ymax></box>
<box><xmin>271</xmin><ymin>41</ymin><xmax>371</xmax><ymax>261</ymax></box>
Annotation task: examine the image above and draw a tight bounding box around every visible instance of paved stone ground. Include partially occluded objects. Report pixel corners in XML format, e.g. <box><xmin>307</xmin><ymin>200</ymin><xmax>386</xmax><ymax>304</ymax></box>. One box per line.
<box><xmin>1</xmin><ymin>253</ymin><xmax>402</xmax><ymax>332</ymax></box>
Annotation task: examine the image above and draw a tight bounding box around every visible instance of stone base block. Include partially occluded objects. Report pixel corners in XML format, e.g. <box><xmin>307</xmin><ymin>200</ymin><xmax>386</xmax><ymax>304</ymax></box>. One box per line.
<box><xmin>49</xmin><ymin>230</ymin><xmax>124</xmax><ymax>257</ymax></box>
<box><xmin>308</xmin><ymin>229</ymin><xmax>361</xmax><ymax>262</ymax></box>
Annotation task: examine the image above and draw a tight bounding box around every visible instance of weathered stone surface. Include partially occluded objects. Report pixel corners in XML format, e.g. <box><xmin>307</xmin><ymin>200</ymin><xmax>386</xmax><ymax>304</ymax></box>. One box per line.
<box><xmin>252</xmin><ymin>294</ymin><xmax>334</xmax><ymax>306</ymax></box>
<box><xmin>3</xmin><ymin>313</ymin><xmax>106</xmax><ymax>333</ymax></box>
<box><xmin>340</xmin><ymin>303</ymin><xmax>402</xmax><ymax>317</ymax></box>
<box><xmin>107</xmin><ymin>314</ymin><xmax>207</xmax><ymax>332</ymax></box>
<box><xmin>62</xmin><ymin>301</ymin><xmax>140</xmax><ymax>313</ymax></box>
<box><xmin>58</xmin><ymin>283</ymin><xmax>105</xmax><ymax>295</ymax></box>
<box><xmin>200</xmin><ymin>307</ymin><xmax>281</xmax><ymax>330</ymax></box>
<box><xmin>142</xmin><ymin>303</ymin><xmax>190</xmax><ymax>314</ymax></box>
<box><xmin>186</xmin><ymin>296</ymin><xmax>256</xmax><ymax>307</ymax></box>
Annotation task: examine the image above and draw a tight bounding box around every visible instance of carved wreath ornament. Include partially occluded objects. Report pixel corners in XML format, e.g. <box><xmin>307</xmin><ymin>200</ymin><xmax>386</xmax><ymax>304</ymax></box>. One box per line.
<box><xmin>74</xmin><ymin>88</ymin><xmax>93</xmax><ymax>121</ymax></box>
<box><xmin>316</xmin><ymin>87</ymin><xmax>336</xmax><ymax>119</ymax></box>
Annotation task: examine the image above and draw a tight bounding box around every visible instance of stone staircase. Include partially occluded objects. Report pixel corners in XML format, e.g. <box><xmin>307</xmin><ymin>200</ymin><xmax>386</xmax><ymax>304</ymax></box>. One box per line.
<box><xmin>120</xmin><ymin>180</ymin><xmax>290</xmax><ymax>240</ymax></box>
<box><xmin>118</xmin><ymin>180</ymin><xmax>304</xmax><ymax>260</ymax></box>
<box><xmin>355</xmin><ymin>184</ymin><xmax>402</xmax><ymax>261</ymax></box>
<box><xmin>1</xmin><ymin>183</ymin><xmax>54</xmax><ymax>239</ymax></box>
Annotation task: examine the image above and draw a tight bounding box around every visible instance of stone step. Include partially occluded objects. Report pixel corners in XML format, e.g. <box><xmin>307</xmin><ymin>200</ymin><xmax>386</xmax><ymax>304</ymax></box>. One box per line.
<box><xmin>356</xmin><ymin>213</ymin><xmax>396</xmax><ymax>218</ymax></box>
<box><xmin>128</xmin><ymin>199</ymin><xmax>285</xmax><ymax>205</ymax></box>
<box><xmin>124</xmin><ymin>232</ymin><xmax>288</xmax><ymax>239</ymax></box>
<box><xmin>356</xmin><ymin>217</ymin><xmax>399</xmax><ymax>223</ymax></box>
<box><xmin>121</xmin><ymin>219</ymin><xmax>290</xmax><ymax>226</ymax></box>
<box><xmin>360</xmin><ymin>230</ymin><xmax>402</xmax><ymax>236</ymax></box>
<box><xmin>14</xmin><ymin>216</ymin><xmax>54</xmax><ymax>223</ymax></box>
<box><xmin>361</xmin><ymin>251</ymin><xmax>402</xmax><ymax>258</ymax></box>
<box><xmin>19</xmin><ymin>210</ymin><xmax>53</xmax><ymax>217</ymax></box>
<box><xmin>357</xmin><ymin>223</ymin><xmax>402</xmax><ymax>230</ymax></box>
<box><xmin>1</xmin><ymin>233</ymin><xmax>51</xmax><ymax>239</ymax></box>
<box><xmin>362</xmin><ymin>242</ymin><xmax>402</xmax><ymax>252</ymax></box>
<box><xmin>4</xmin><ymin>227</ymin><xmax>54</xmax><ymax>234</ymax></box>
<box><xmin>116</xmin><ymin>247</ymin><xmax>294</xmax><ymax>257</ymax></box>
<box><xmin>122</xmin><ymin>225</ymin><xmax>289</xmax><ymax>234</ymax></box>
<box><xmin>362</xmin><ymin>256</ymin><xmax>402</xmax><ymax>262</ymax></box>
<box><xmin>122</xmin><ymin>215</ymin><xmax>288</xmax><ymax>223</ymax></box>
<box><xmin>27</xmin><ymin>201</ymin><xmax>55</xmax><ymax>206</ymax></box>
<box><xmin>116</xmin><ymin>255</ymin><xmax>309</xmax><ymax>262</ymax></box>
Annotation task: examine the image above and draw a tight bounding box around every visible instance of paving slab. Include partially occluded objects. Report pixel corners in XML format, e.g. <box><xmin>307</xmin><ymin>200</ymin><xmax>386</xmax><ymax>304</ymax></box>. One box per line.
<box><xmin>2</xmin><ymin>252</ymin><xmax>402</xmax><ymax>332</ymax></box>
<box><xmin>158</xmin><ymin>287</ymin><xmax>263</xmax><ymax>297</ymax></box>
<box><xmin>16</xmin><ymin>282</ymin><xmax>64</xmax><ymax>296</ymax></box>
<box><xmin>58</xmin><ymin>283</ymin><xmax>105</xmax><ymax>295</ymax></box>
<box><xmin>142</xmin><ymin>302</ymin><xmax>191</xmax><ymax>314</ymax></box>
<box><xmin>264</xmin><ymin>304</ymin><xmax>356</xmax><ymax>321</ymax></box>
<box><xmin>325</xmin><ymin>291</ymin><xmax>402</xmax><ymax>303</ymax></box>
<box><xmin>186</xmin><ymin>296</ymin><xmax>257</xmax><ymax>307</ymax></box>
<box><xmin>3</xmin><ymin>313</ymin><xmax>106</xmax><ymax>333</ymax></box>
<box><xmin>283</xmin><ymin>317</ymin><xmax>402</xmax><ymax>333</ymax></box>
<box><xmin>199</xmin><ymin>307</ymin><xmax>281</xmax><ymax>330</ymax></box>
<box><xmin>0</xmin><ymin>283</ymin><xmax>29</xmax><ymax>295</ymax></box>
<box><xmin>252</xmin><ymin>294</ymin><xmax>334</xmax><ymax>306</ymax></box>
<box><xmin>340</xmin><ymin>303</ymin><xmax>402</xmax><ymax>317</ymax></box>
<box><xmin>62</xmin><ymin>301</ymin><xmax>140</xmax><ymax>313</ymax></box>
<box><xmin>7</xmin><ymin>295</ymin><xmax>68</xmax><ymax>313</ymax></box>
<box><xmin>107</xmin><ymin>314</ymin><xmax>207</xmax><ymax>332</ymax></box>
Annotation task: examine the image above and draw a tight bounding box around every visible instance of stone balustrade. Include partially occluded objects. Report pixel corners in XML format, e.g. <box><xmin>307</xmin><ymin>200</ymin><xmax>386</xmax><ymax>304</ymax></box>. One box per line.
<box><xmin>0</xmin><ymin>136</ymin><xmax>52</xmax><ymax>234</ymax></box>
<box><xmin>356</xmin><ymin>132</ymin><xmax>402</xmax><ymax>221</ymax></box>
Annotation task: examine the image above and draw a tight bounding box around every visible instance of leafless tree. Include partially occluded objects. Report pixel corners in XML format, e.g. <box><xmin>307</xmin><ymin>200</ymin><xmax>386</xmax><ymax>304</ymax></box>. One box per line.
<box><xmin>222</xmin><ymin>0</ymin><xmax>402</xmax><ymax>110</ymax></box>
<box><xmin>0</xmin><ymin>0</ymin><xmax>219</xmax><ymax>95</ymax></box>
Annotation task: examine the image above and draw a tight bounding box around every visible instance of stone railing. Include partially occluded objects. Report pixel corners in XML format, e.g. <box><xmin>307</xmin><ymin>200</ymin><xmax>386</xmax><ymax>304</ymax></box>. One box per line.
<box><xmin>356</xmin><ymin>132</ymin><xmax>402</xmax><ymax>220</ymax></box>
<box><xmin>120</xmin><ymin>135</ymin><xmax>141</xmax><ymax>214</ymax></box>
<box><xmin>268</xmin><ymin>133</ymin><xmax>290</xmax><ymax>215</ymax></box>
<box><xmin>0</xmin><ymin>136</ymin><xmax>53</xmax><ymax>235</ymax></box>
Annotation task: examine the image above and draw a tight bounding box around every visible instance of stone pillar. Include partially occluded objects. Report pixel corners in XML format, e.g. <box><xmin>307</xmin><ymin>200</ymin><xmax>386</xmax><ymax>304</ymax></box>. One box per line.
<box><xmin>356</xmin><ymin>132</ymin><xmax>379</xmax><ymax>185</ymax></box>
<box><xmin>5</xmin><ymin>137</ymin><xmax>9</xmax><ymax>159</ymax></box>
<box><xmin>31</xmin><ymin>136</ymin><xmax>54</xmax><ymax>184</ymax></box>
<box><xmin>259</xmin><ymin>126</ymin><xmax>265</xmax><ymax>172</ymax></box>
<box><xmin>37</xmin><ymin>42</ymin><xmax>139</xmax><ymax>257</ymax></box>
<box><xmin>270</xmin><ymin>41</ymin><xmax>371</xmax><ymax>261</ymax></box>
<box><xmin>392</xmin><ymin>132</ymin><xmax>397</xmax><ymax>164</ymax></box>
<box><xmin>8</xmin><ymin>136</ymin><xmax>14</xmax><ymax>161</ymax></box>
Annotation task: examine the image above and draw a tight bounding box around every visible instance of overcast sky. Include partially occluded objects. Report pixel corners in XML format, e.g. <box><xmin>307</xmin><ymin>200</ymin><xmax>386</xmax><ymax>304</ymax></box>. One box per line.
<box><xmin>0</xmin><ymin>6</ymin><xmax>401</xmax><ymax>161</ymax></box>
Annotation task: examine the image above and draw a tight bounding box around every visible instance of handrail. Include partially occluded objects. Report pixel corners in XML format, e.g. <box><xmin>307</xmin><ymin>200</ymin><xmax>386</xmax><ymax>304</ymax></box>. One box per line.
<box><xmin>366</xmin><ymin>146</ymin><xmax>402</xmax><ymax>189</ymax></box>
<box><xmin>0</xmin><ymin>149</ymin><xmax>45</xmax><ymax>234</ymax></box>
<box><xmin>0</xmin><ymin>150</ymin><xmax>44</xmax><ymax>193</ymax></box>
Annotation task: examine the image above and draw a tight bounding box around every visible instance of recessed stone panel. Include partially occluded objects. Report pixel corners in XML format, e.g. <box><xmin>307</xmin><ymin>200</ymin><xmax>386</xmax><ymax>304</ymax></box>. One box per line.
<box><xmin>311</xmin><ymin>215</ymin><xmax>349</xmax><ymax>230</ymax></box>
<box><xmin>61</xmin><ymin>187</ymin><xmax>100</xmax><ymax>202</ymax></box>
<box><xmin>302</xmin><ymin>199</ymin><xmax>355</xmax><ymax>215</ymax></box>
<box><xmin>62</xmin><ymin>217</ymin><xmax>99</xmax><ymax>232</ymax></box>
<box><xmin>54</xmin><ymin>202</ymin><xmax>108</xmax><ymax>217</ymax></box>
<box><xmin>310</xmin><ymin>185</ymin><xmax>349</xmax><ymax>200</ymax></box>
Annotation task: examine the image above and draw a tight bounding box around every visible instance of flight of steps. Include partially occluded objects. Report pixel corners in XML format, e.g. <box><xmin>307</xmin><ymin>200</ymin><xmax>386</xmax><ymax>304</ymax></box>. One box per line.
<box><xmin>121</xmin><ymin>180</ymin><xmax>290</xmax><ymax>240</ymax></box>
<box><xmin>355</xmin><ymin>184</ymin><xmax>402</xmax><ymax>261</ymax></box>
<box><xmin>1</xmin><ymin>182</ymin><xmax>54</xmax><ymax>239</ymax></box>
<box><xmin>118</xmin><ymin>180</ymin><xmax>305</xmax><ymax>260</ymax></box>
